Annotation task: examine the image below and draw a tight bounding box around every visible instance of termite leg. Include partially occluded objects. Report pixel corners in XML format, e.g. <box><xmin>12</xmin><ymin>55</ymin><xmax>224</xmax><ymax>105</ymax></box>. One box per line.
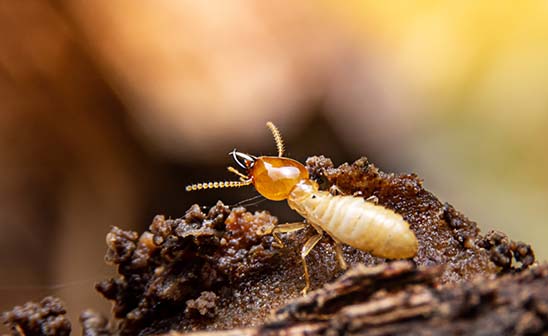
<box><xmin>15</xmin><ymin>324</ymin><xmax>26</xmax><ymax>336</ymax></box>
<box><xmin>329</xmin><ymin>184</ymin><xmax>345</xmax><ymax>196</ymax></box>
<box><xmin>365</xmin><ymin>195</ymin><xmax>379</xmax><ymax>204</ymax></box>
<box><xmin>266</xmin><ymin>222</ymin><xmax>307</xmax><ymax>247</ymax></box>
<box><xmin>333</xmin><ymin>241</ymin><xmax>348</xmax><ymax>270</ymax></box>
<box><xmin>300</xmin><ymin>232</ymin><xmax>323</xmax><ymax>295</ymax></box>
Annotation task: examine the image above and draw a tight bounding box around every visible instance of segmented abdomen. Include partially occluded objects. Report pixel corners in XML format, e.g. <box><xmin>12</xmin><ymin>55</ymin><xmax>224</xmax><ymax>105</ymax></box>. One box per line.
<box><xmin>303</xmin><ymin>191</ymin><xmax>417</xmax><ymax>259</ymax></box>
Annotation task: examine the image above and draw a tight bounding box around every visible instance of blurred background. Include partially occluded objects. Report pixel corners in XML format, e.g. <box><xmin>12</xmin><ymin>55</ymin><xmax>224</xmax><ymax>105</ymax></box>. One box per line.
<box><xmin>1</xmin><ymin>1</ymin><xmax>547</xmax><ymax>333</ymax></box>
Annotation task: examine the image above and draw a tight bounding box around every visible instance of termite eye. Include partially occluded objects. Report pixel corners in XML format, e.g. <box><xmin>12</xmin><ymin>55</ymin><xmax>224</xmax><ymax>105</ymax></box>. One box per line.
<box><xmin>311</xmin><ymin>195</ymin><xmax>317</xmax><ymax>199</ymax></box>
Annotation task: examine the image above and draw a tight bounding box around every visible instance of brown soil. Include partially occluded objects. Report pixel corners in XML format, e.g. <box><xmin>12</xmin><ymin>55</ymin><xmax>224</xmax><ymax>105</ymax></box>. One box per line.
<box><xmin>2</xmin><ymin>156</ymin><xmax>536</xmax><ymax>335</ymax></box>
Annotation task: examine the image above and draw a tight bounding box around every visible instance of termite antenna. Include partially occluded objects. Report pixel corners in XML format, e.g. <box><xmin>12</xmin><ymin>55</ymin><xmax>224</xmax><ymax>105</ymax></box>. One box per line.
<box><xmin>185</xmin><ymin>179</ymin><xmax>252</xmax><ymax>192</ymax></box>
<box><xmin>266</xmin><ymin>121</ymin><xmax>285</xmax><ymax>157</ymax></box>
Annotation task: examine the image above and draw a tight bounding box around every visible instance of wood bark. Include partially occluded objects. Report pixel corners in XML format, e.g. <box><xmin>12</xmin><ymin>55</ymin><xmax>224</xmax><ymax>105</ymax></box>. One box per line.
<box><xmin>169</xmin><ymin>261</ymin><xmax>548</xmax><ymax>336</ymax></box>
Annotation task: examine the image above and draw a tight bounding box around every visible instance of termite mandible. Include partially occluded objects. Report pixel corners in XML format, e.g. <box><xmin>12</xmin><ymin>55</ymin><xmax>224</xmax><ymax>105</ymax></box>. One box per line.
<box><xmin>186</xmin><ymin>122</ymin><xmax>418</xmax><ymax>294</ymax></box>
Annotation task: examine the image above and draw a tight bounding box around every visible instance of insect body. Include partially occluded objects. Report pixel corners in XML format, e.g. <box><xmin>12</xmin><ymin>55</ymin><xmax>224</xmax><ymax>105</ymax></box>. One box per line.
<box><xmin>186</xmin><ymin>122</ymin><xmax>418</xmax><ymax>294</ymax></box>
<box><xmin>289</xmin><ymin>179</ymin><xmax>418</xmax><ymax>259</ymax></box>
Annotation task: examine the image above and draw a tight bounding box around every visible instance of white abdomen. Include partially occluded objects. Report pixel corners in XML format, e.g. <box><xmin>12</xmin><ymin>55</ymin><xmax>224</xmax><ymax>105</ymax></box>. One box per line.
<box><xmin>294</xmin><ymin>191</ymin><xmax>418</xmax><ymax>259</ymax></box>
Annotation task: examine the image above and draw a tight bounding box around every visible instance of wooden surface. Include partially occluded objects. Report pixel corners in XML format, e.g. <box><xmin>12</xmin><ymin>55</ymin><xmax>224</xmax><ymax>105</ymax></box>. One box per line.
<box><xmin>168</xmin><ymin>261</ymin><xmax>548</xmax><ymax>335</ymax></box>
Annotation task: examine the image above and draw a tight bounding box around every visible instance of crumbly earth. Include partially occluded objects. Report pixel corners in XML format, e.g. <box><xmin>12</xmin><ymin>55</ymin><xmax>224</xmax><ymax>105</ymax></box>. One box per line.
<box><xmin>2</xmin><ymin>156</ymin><xmax>536</xmax><ymax>336</ymax></box>
<box><xmin>80</xmin><ymin>309</ymin><xmax>112</xmax><ymax>336</ymax></box>
<box><xmin>1</xmin><ymin>296</ymin><xmax>71</xmax><ymax>336</ymax></box>
<box><xmin>91</xmin><ymin>156</ymin><xmax>534</xmax><ymax>335</ymax></box>
<box><xmin>95</xmin><ymin>203</ymin><xmax>280</xmax><ymax>335</ymax></box>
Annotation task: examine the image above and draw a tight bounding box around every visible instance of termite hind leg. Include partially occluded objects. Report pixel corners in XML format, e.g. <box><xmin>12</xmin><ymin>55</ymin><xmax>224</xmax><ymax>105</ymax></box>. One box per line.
<box><xmin>329</xmin><ymin>184</ymin><xmax>345</xmax><ymax>196</ymax></box>
<box><xmin>300</xmin><ymin>232</ymin><xmax>323</xmax><ymax>295</ymax></box>
<box><xmin>365</xmin><ymin>195</ymin><xmax>379</xmax><ymax>204</ymax></box>
<box><xmin>266</xmin><ymin>222</ymin><xmax>307</xmax><ymax>248</ymax></box>
<box><xmin>334</xmin><ymin>241</ymin><xmax>348</xmax><ymax>270</ymax></box>
<box><xmin>15</xmin><ymin>324</ymin><xmax>26</xmax><ymax>336</ymax></box>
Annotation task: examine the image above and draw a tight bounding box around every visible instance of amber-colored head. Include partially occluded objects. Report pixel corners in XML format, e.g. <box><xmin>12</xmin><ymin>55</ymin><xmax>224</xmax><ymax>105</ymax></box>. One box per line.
<box><xmin>249</xmin><ymin>156</ymin><xmax>308</xmax><ymax>201</ymax></box>
<box><xmin>185</xmin><ymin>121</ymin><xmax>308</xmax><ymax>200</ymax></box>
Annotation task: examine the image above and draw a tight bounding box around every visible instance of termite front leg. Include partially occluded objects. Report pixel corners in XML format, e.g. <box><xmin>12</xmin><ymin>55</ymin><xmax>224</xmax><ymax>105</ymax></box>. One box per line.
<box><xmin>300</xmin><ymin>231</ymin><xmax>323</xmax><ymax>295</ymax></box>
<box><xmin>263</xmin><ymin>222</ymin><xmax>307</xmax><ymax>248</ymax></box>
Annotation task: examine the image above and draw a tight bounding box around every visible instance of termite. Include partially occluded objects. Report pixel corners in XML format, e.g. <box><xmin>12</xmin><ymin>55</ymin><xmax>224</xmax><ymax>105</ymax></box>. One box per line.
<box><xmin>186</xmin><ymin>122</ymin><xmax>418</xmax><ymax>294</ymax></box>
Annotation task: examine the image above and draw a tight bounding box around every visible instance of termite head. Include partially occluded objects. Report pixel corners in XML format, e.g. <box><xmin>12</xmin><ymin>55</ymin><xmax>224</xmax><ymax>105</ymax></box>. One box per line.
<box><xmin>247</xmin><ymin>155</ymin><xmax>309</xmax><ymax>201</ymax></box>
<box><xmin>186</xmin><ymin>122</ymin><xmax>309</xmax><ymax>201</ymax></box>
<box><xmin>229</xmin><ymin>149</ymin><xmax>309</xmax><ymax>201</ymax></box>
